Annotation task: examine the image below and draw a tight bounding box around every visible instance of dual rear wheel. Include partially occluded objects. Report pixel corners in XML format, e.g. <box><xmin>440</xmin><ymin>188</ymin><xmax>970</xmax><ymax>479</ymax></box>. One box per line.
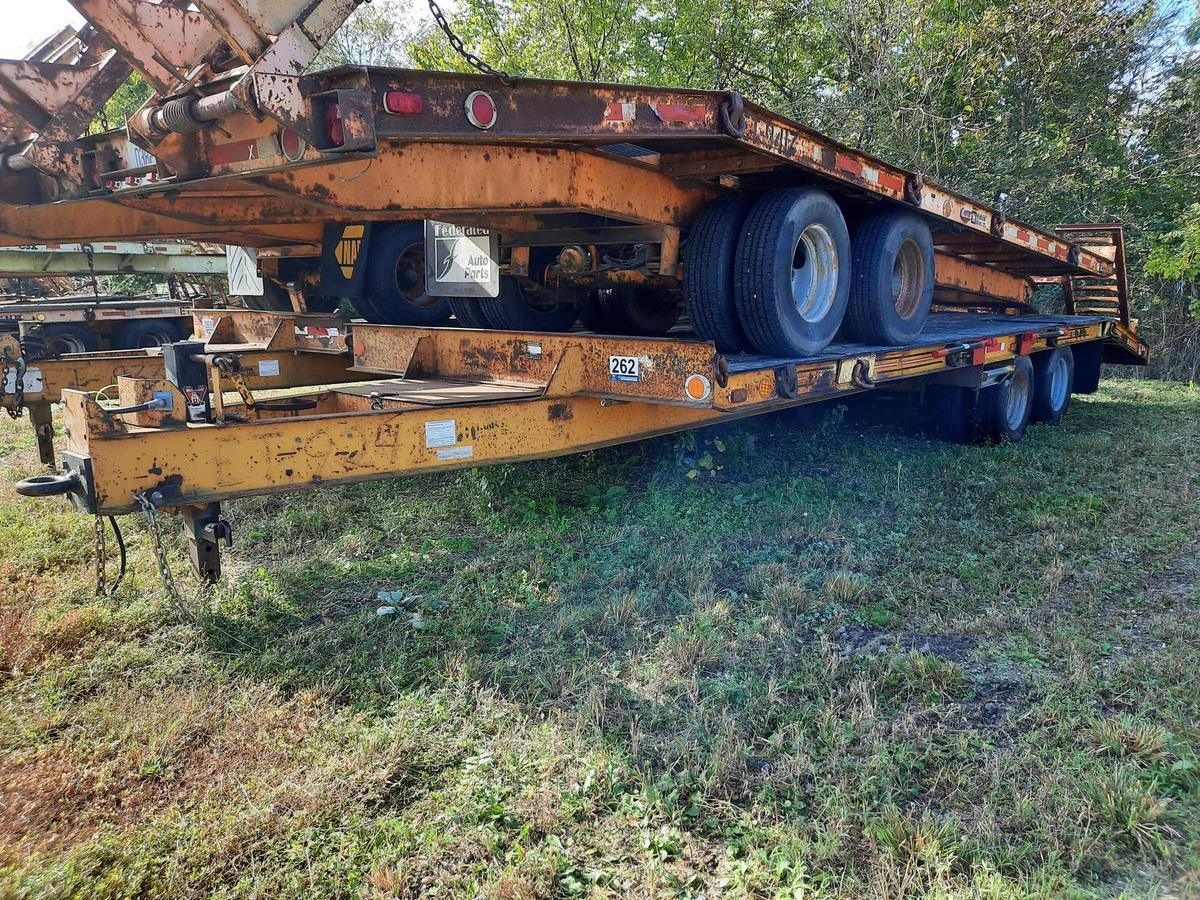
<box><xmin>685</xmin><ymin>189</ymin><xmax>935</xmax><ymax>355</ymax></box>
<box><xmin>929</xmin><ymin>345</ymin><xmax>1077</xmax><ymax>445</ymax></box>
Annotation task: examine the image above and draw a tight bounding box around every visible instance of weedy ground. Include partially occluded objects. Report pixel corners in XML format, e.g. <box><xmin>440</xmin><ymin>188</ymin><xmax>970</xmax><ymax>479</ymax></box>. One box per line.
<box><xmin>0</xmin><ymin>379</ymin><xmax>1197</xmax><ymax>899</ymax></box>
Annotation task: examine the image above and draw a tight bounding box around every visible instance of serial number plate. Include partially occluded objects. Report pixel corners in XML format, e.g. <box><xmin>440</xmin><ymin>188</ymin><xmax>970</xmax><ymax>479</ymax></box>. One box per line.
<box><xmin>609</xmin><ymin>356</ymin><xmax>640</xmax><ymax>382</ymax></box>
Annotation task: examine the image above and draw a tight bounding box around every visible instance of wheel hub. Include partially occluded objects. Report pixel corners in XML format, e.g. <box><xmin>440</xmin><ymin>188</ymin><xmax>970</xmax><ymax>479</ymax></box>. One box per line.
<box><xmin>790</xmin><ymin>223</ymin><xmax>839</xmax><ymax>323</ymax></box>
<box><xmin>891</xmin><ymin>238</ymin><xmax>925</xmax><ymax>319</ymax></box>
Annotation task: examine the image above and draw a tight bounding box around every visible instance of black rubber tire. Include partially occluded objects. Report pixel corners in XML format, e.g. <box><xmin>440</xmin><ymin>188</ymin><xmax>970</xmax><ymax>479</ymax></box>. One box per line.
<box><xmin>447</xmin><ymin>298</ymin><xmax>494</xmax><ymax>329</ymax></box>
<box><xmin>1031</xmin><ymin>346</ymin><xmax>1074</xmax><ymax>425</ymax></box>
<box><xmin>845</xmin><ymin>210</ymin><xmax>935</xmax><ymax>344</ymax></box>
<box><xmin>734</xmin><ymin>188</ymin><xmax>851</xmax><ymax>356</ymax></box>
<box><xmin>1071</xmin><ymin>340</ymin><xmax>1103</xmax><ymax>394</ymax></box>
<box><xmin>40</xmin><ymin>324</ymin><xmax>98</xmax><ymax>355</ymax></box>
<box><xmin>478</xmin><ymin>277</ymin><xmax>579</xmax><ymax>332</ymax></box>
<box><xmin>924</xmin><ymin>384</ymin><xmax>973</xmax><ymax>443</ymax></box>
<box><xmin>580</xmin><ymin>287</ymin><xmax>680</xmax><ymax>335</ymax></box>
<box><xmin>684</xmin><ymin>194</ymin><xmax>756</xmax><ymax>351</ymax></box>
<box><xmin>112</xmin><ymin>318</ymin><xmax>187</xmax><ymax>350</ymax></box>
<box><xmin>975</xmin><ymin>355</ymin><xmax>1034</xmax><ymax>444</ymax></box>
<box><xmin>578</xmin><ymin>291</ymin><xmax>616</xmax><ymax>333</ymax></box>
<box><xmin>361</xmin><ymin>222</ymin><xmax>451</xmax><ymax>326</ymax></box>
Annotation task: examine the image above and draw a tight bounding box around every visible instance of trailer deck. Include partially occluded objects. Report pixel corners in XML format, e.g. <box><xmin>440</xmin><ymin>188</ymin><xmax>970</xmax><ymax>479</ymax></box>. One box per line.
<box><xmin>23</xmin><ymin>308</ymin><xmax>1110</xmax><ymax>517</ymax></box>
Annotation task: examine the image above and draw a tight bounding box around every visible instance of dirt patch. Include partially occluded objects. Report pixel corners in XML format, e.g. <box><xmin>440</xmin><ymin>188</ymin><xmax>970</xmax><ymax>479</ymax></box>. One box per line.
<box><xmin>834</xmin><ymin>626</ymin><xmax>1030</xmax><ymax>726</ymax></box>
<box><xmin>834</xmin><ymin>626</ymin><xmax>978</xmax><ymax>663</ymax></box>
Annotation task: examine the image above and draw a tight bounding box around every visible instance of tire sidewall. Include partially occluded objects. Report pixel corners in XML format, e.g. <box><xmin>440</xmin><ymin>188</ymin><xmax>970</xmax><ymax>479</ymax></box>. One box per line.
<box><xmin>763</xmin><ymin>190</ymin><xmax>851</xmax><ymax>355</ymax></box>
<box><xmin>481</xmin><ymin>277</ymin><xmax>579</xmax><ymax>332</ymax></box>
<box><xmin>1031</xmin><ymin>346</ymin><xmax>1074</xmax><ymax>425</ymax></box>
<box><xmin>988</xmin><ymin>355</ymin><xmax>1034</xmax><ymax>443</ymax></box>
<box><xmin>858</xmin><ymin>213</ymin><xmax>934</xmax><ymax>342</ymax></box>
<box><xmin>615</xmin><ymin>287</ymin><xmax>680</xmax><ymax>335</ymax></box>
<box><xmin>365</xmin><ymin>222</ymin><xmax>450</xmax><ymax>326</ymax></box>
<box><xmin>41</xmin><ymin>324</ymin><xmax>98</xmax><ymax>355</ymax></box>
<box><xmin>115</xmin><ymin>319</ymin><xmax>185</xmax><ymax>349</ymax></box>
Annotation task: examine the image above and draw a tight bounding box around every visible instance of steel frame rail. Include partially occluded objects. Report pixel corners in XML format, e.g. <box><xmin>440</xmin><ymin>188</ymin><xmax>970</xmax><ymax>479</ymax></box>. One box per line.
<box><xmin>53</xmin><ymin>313</ymin><xmax>1115</xmax><ymax>519</ymax></box>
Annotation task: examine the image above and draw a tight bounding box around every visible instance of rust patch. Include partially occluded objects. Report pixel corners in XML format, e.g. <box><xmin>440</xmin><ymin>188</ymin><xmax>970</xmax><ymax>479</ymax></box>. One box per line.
<box><xmin>547</xmin><ymin>402</ymin><xmax>573</xmax><ymax>422</ymax></box>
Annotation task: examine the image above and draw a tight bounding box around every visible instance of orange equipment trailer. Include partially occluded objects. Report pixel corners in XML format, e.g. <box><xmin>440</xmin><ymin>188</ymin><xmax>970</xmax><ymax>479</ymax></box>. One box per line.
<box><xmin>0</xmin><ymin>0</ymin><xmax>1148</xmax><ymax>584</ymax></box>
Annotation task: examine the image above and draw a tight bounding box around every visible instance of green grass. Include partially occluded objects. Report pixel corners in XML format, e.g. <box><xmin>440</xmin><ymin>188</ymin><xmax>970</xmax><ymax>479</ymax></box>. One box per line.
<box><xmin>1</xmin><ymin>379</ymin><xmax>1198</xmax><ymax>898</ymax></box>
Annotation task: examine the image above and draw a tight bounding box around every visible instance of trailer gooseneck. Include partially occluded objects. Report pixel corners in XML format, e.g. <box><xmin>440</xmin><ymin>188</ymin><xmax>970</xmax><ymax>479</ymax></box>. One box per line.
<box><xmin>0</xmin><ymin>0</ymin><xmax>1149</xmax><ymax>584</ymax></box>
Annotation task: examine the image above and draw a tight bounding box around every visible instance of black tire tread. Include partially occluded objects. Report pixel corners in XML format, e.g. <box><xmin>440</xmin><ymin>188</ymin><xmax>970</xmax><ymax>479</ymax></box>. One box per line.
<box><xmin>40</xmin><ymin>323</ymin><xmax>98</xmax><ymax>354</ymax></box>
<box><xmin>1030</xmin><ymin>346</ymin><xmax>1074</xmax><ymax>424</ymax></box>
<box><xmin>684</xmin><ymin>194</ymin><xmax>754</xmax><ymax>351</ymax></box>
<box><xmin>844</xmin><ymin>210</ymin><xmax>933</xmax><ymax>344</ymax></box>
<box><xmin>844</xmin><ymin>213</ymin><xmax>893</xmax><ymax>342</ymax></box>
<box><xmin>479</xmin><ymin>278</ymin><xmax>578</xmax><ymax>332</ymax></box>
<box><xmin>733</xmin><ymin>189</ymin><xmax>802</xmax><ymax>357</ymax></box>
<box><xmin>734</xmin><ymin>188</ymin><xmax>850</xmax><ymax>357</ymax></box>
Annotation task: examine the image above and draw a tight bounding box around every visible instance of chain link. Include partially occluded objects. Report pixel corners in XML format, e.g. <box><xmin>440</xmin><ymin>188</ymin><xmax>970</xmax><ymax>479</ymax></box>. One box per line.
<box><xmin>428</xmin><ymin>0</ymin><xmax>516</xmax><ymax>84</ymax></box>
<box><xmin>134</xmin><ymin>491</ymin><xmax>199</xmax><ymax>622</ymax></box>
<box><xmin>1</xmin><ymin>349</ymin><xmax>25</xmax><ymax>420</ymax></box>
<box><xmin>84</xmin><ymin>244</ymin><xmax>100</xmax><ymax>299</ymax></box>
<box><xmin>94</xmin><ymin>515</ymin><xmax>107</xmax><ymax>596</ymax></box>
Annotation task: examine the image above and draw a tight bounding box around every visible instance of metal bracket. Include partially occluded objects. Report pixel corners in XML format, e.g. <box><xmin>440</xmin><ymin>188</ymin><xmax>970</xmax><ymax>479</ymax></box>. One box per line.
<box><xmin>181</xmin><ymin>502</ymin><xmax>231</xmax><ymax>583</ymax></box>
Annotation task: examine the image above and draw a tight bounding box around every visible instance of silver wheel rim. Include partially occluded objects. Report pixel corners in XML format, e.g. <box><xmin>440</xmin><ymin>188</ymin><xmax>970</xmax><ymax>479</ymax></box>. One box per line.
<box><xmin>891</xmin><ymin>238</ymin><xmax>925</xmax><ymax>319</ymax></box>
<box><xmin>1048</xmin><ymin>355</ymin><xmax>1069</xmax><ymax>410</ymax></box>
<box><xmin>791</xmin><ymin>223</ymin><xmax>839</xmax><ymax>323</ymax></box>
<box><xmin>1006</xmin><ymin>367</ymin><xmax>1031</xmax><ymax>431</ymax></box>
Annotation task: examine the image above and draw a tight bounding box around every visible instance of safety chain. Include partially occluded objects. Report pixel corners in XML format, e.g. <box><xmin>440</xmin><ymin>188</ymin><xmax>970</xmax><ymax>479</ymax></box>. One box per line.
<box><xmin>84</xmin><ymin>244</ymin><xmax>100</xmax><ymax>298</ymax></box>
<box><xmin>94</xmin><ymin>515</ymin><xmax>107</xmax><ymax>596</ymax></box>
<box><xmin>1</xmin><ymin>348</ymin><xmax>25</xmax><ymax>420</ymax></box>
<box><xmin>428</xmin><ymin>0</ymin><xmax>516</xmax><ymax>84</ymax></box>
<box><xmin>134</xmin><ymin>491</ymin><xmax>198</xmax><ymax>621</ymax></box>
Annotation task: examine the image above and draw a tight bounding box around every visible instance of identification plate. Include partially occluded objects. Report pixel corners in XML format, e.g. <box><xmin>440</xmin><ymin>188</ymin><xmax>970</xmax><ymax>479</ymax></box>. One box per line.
<box><xmin>609</xmin><ymin>356</ymin><xmax>641</xmax><ymax>382</ymax></box>
<box><xmin>424</xmin><ymin>221</ymin><xmax>499</xmax><ymax>298</ymax></box>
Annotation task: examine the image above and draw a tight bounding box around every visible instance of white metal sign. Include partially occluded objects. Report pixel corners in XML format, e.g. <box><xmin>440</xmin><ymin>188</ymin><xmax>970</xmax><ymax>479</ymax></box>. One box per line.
<box><xmin>424</xmin><ymin>221</ymin><xmax>499</xmax><ymax>298</ymax></box>
<box><xmin>226</xmin><ymin>245</ymin><xmax>264</xmax><ymax>297</ymax></box>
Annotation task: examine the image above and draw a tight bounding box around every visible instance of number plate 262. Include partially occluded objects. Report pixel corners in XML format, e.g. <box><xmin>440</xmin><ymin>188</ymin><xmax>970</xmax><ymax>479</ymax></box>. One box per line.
<box><xmin>608</xmin><ymin>356</ymin><xmax>640</xmax><ymax>382</ymax></box>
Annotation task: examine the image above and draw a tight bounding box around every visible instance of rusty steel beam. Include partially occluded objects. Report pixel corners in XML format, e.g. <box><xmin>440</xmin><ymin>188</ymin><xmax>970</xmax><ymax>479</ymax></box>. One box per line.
<box><xmin>931</xmin><ymin>252</ymin><xmax>1030</xmax><ymax>305</ymax></box>
<box><xmin>0</xmin><ymin>143</ymin><xmax>719</xmax><ymax>243</ymax></box>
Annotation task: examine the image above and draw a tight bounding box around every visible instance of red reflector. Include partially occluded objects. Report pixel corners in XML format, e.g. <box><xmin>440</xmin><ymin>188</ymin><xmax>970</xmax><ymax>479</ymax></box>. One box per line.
<box><xmin>464</xmin><ymin>90</ymin><xmax>497</xmax><ymax>129</ymax></box>
<box><xmin>325</xmin><ymin>103</ymin><xmax>345</xmax><ymax>147</ymax></box>
<box><xmin>383</xmin><ymin>91</ymin><xmax>423</xmax><ymax>115</ymax></box>
<box><xmin>279</xmin><ymin>128</ymin><xmax>305</xmax><ymax>161</ymax></box>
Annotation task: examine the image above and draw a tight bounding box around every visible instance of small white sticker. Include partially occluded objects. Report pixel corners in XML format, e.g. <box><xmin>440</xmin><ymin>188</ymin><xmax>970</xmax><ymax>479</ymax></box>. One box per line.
<box><xmin>257</xmin><ymin>359</ymin><xmax>281</xmax><ymax>377</ymax></box>
<box><xmin>526</xmin><ymin>342</ymin><xmax>543</xmax><ymax>358</ymax></box>
<box><xmin>425</xmin><ymin>419</ymin><xmax>457</xmax><ymax>448</ymax></box>
<box><xmin>199</xmin><ymin>316</ymin><xmax>218</xmax><ymax>335</ymax></box>
<box><xmin>436</xmin><ymin>445</ymin><xmax>474</xmax><ymax>461</ymax></box>
<box><xmin>3</xmin><ymin>367</ymin><xmax>42</xmax><ymax>394</ymax></box>
<box><xmin>609</xmin><ymin>355</ymin><xmax>640</xmax><ymax>382</ymax></box>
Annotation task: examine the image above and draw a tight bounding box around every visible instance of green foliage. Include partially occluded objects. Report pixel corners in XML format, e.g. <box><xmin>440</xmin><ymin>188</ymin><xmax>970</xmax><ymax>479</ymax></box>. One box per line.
<box><xmin>1147</xmin><ymin>203</ymin><xmax>1200</xmax><ymax>315</ymax></box>
<box><xmin>91</xmin><ymin>74</ymin><xmax>153</xmax><ymax>133</ymax></box>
